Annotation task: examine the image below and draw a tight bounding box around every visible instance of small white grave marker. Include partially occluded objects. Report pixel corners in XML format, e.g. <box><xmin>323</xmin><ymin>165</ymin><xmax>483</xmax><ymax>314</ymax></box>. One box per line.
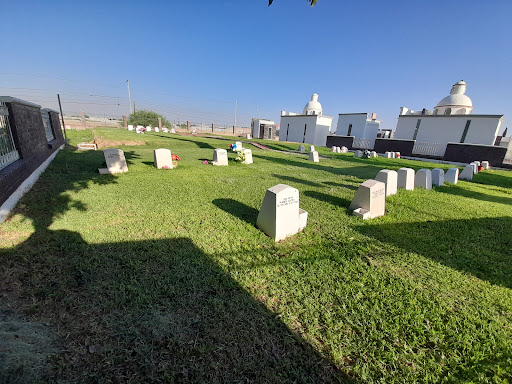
<box><xmin>355</xmin><ymin>150</ymin><xmax>363</xmax><ymax>158</ymax></box>
<box><xmin>146</xmin><ymin>126</ymin><xmax>152</xmax><ymax>132</ymax></box>
<box><xmin>154</xmin><ymin>148</ymin><xmax>173</xmax><ymax>169</ymax></box>
<box><xmin>246</xmin><ymin>134</ymin><xmax>251</xmax><ymax>139</ymax></box>
<box><xmin>212</xmin><ymin>148</ymin><xmax>228</xmax><ymax>166</ymax></box>
<box><xmin>331</xmin><ymin>146</ymin><xmax>336</xmax><ymax>152</ymax></box>
<box><xmin>375</xmin><ymin>170</ymin><xmax>398</xmax><ymax>196</ymax></box>
<box><xmin>128</xmin><ymin>125</ymin><xmax>134</xmax><ymax>131</ymax></box>
<box><xmin>298</xmin><ymin>145</ymin><xmax>305</xmax><ymax>153</ymax></box>
<box><xmin>397</xmin><ymin>167</ymin><xmax>415</xmax><ymax>190</ymax></box>
<box><xmin>415</xmin><ymin>169</ymin><xmax>432</xmax><ymax>189</ymax></box>
<box><xmin>162</xmin><ymin>127</ymin><xmax>168</xmax><ymax>133</ymax></box>
<box><xmin>170</xmin><ymin>128</ymin><xmax>176</xmax><ymax>133</ymax></box>
<box><xmin>154</xmin><ymin>127</ymin><xmax>160</xmax><ymax>133</ymax></box>
<box><xmin>234</xmin><ymin>141</ymin><xmax>243</xmax><ymax>152</ymax></box>
<box><xmin>309</xmin><ymin>151</ymin><xmax>319</xmax><ymax>163</ymax></box>
<box><xmin>349</xmin><ymin>180</ymin><xmax>386</xmax><ymax>219</ymax></box>
<box><xmin>432</xmin><ymin>168</ymin><xmax>444</xmax><ymax>186</ymax></box>
<box><xmin>445</xmin><ymin>168</ymin><xmax>459</xmax><ymax>184</ymax></box>
<box><xmin>459</xmin><ymin>165</ymin><xmax>474</xmax><ymax>180</ymax></box>
<box><xmin>309</xmin><ymin>145</ymin><xmax>315</xmax><ymax>152</ymax></box>
<box><xmin>99</xmin><ymin>149</ymin><xmax>128</xmax><ymax>174</ymax></box>
<box><xmin>385</xmin><ymin>152</ymin><xmax>393</xmax><ymax>158</ymax></box>
<box><xmin>371</xmin><ymin>151</ymin><xmax>378</xmax><ymax>158</ymax></box>
<box><xmin>256</xmin><ymin>184</ymin><xmax>308</xmax><ymax>241</ymax></box>
<box><xmin>481</xmin><ymin>161</ymin><xmax>490</xmax><ymax>170</ymax></box>
<box><xmin>242</xmin><ymin>149</ymin><xmax>253</xmax><ymax>164</ymax></box>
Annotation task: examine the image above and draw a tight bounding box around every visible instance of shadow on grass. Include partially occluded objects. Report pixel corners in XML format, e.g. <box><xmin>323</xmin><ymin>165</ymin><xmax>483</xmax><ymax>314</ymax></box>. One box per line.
<box><xmin>472</xmin><ymin>171</ymin><xmax>512</xmax><ymax>189</ymax></box>
<box><xmin>436</xmin><ymin>184</ymin><xmax>512</xmax><ymax>206</ymax></box>
<box><xmin>273</xmin><ymin>174</ymin><xmax>324</xmax><ymax>188</ymax></box>
<box><xmin>322</xmin><ymin>181</ymin><xmax>359</xmax><ymax>190</ymax></box>
<box><xmin>356</xmin><ymin>216</ymin><xmax>512</xmax><ymax>289</ymax></box>
<box><xmin>0</xmin><ymin>150</ymin><xmax>349</xmax><ymax>383</ymax></box>
<box><xmin>162</xmin><ymin>134</ymin><xmax>216</xmax><ymax>149</ymax></box>
<box><xmin>304</xmin><ymin>190</ymin><xmax>351</xmax><ymax>209</ymax></box>
<box><xmin>212</xmin><ymin>198</ymin><xmax>259</xmax><ymax>225</ymax></box>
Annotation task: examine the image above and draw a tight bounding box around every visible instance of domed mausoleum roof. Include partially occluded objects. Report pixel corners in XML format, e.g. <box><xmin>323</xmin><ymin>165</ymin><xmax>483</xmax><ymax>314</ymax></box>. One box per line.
<box><xmin>434</xmin><ymin>80</ymin><xmax>473</xmax><ymax>115</ymax></box>
<box><xmin>303</xmin><ymin>93</ymin><xmax>323</xmax><ymax>115</ymax></box>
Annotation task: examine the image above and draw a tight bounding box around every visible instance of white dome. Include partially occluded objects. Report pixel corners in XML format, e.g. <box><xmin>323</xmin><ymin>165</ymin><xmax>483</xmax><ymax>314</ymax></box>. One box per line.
<box><xmin>434</xmin><ymin>80</ymin><xmax>473</xmax><ymax>115</ymax></box>
<box><xmin>303</xmin><ymin>93</ymin><xmax>322</xmax><ymax>115</ymax></box>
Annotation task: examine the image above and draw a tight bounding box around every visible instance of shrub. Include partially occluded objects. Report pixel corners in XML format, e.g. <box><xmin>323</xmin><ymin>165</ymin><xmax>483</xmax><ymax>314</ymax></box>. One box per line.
<box><xmin>127</xmin><ymin>110</ymin><xmax>171</xmax><ymax>128</ymax></box>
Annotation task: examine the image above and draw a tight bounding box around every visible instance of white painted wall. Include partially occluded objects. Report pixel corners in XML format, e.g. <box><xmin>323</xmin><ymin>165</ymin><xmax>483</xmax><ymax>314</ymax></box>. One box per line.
<box><xmin>279</xmin><ymin>115</ymin><xmax>333</xmax><ymax>146</ymax></box>
<box><xmin>336</xmin><ymin>114</ymin><xmax>381</xmax><ymax>139</ymax></box>
<box><xmin>251</xmin><ymin>119</ymin><xmax>275</xmax><ymax>139</ymax></box>
<box><xmin>395</xmin><ymin>115</ymin><xmax>503</xmax><ymax>146</ymax></box>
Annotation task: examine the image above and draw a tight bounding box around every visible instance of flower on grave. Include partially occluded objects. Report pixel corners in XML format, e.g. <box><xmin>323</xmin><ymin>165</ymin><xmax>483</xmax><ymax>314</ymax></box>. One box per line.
<box><xmin>162</xmin><ymin>165</ymin><xmax>169</xmax><ymax>169</ymax></box>
<box><xmin>172</xmin><ymin>154</ymin><xmax>181</xmax><ymax>161</ymax></box>
<box><xmin>202</xmin><ymin>160</ymin><xmax>209</xmax><ymax>164</ymax></box>
<box><xmin>172</xmin><ymin>160</ymin><xmax>178</xmax><ymax>168</ymax></box>
<box><xmin>362</xmin><ymin>150</ymin><xmax>372</xmax><ymax>159</ymax></box>
<box><xmin>234</xmin><ymin>151</ymin><xmax>246</xmax><ymax>162</ymax></box>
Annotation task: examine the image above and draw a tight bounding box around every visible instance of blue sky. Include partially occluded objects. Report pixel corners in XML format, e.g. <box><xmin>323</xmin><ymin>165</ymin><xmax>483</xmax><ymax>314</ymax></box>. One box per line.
<box><xmin>2</xmin><ymin>0</ymin><xmax>511</xmax><ymax>132</ymax></box>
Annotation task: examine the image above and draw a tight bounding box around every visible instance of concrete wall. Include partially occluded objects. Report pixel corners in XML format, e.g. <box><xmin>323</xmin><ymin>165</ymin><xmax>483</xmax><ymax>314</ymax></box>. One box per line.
<box><xmin>444</xmin><ymin>143</ymin><xmax>508</xmax><ymax>167</ymax></box>
<box><xmin>279</xmin><ymin>115</ymin><xmax>332</xmax><ymax>146</ymax></box>
<box><xmin>336</xmin><ymin>114</ymin><xmax>367</xmax><ymax>137</ymax></box>
<box><xmin>0</xmin><ymin>98</ymin><xmax>65</xmax><ymax>206</ymax></box>
<box><xmin>395</xmin><ymin>115</ymin><xmax>503</xmax><ymax>146</ymax></box>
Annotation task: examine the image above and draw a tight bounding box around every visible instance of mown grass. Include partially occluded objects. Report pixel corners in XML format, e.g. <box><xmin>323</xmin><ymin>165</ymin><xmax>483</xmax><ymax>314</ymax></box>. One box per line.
<box><xmin>0</xmin><ymin>127</ymin><xmax>511</xmax><ymax>383</ymax></box>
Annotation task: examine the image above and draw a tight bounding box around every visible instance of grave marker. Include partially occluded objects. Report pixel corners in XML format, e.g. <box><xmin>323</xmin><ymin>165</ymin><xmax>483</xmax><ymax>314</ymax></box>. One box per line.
<box><xmin>309</xmin><ymin>151</ymin><xmax>319</xmax><ymax>163</ymax></box>
<box><xmin>154</xmin><ymin>148</ymin><xmax>173</xmax><ymax>169</ymax></box>
<box><xmin>375</xmin><ymin>169</ymin><xmax>398</xmax><ymax>196</ymax></box>
<box><xmin>445</xmin><ymin>168</ymin><xmax>459</xmax><ymax>184</ymax></box>
<box><xmin>256</xmin><ymin>184</ymin><xmax>308</xmax><ymax>241</ymax></box>
<box><xmin>242</xmin><ymin>149</ymin><xmax>253</xmax><ymax>164</ymax></box>
<box><xmin>481</xmin><ymin>161</ymin><xmax>490</xmax><ymax>170</ymax></box>
<box><xmin>459</xmin><ymin>165</ymin><xmax>474</xmax><ymax>180</ymax></box>
<box><xmin>349</xmin><ymin>180</ymin><xmax>386</xmax><ymax>219</ymax></box>
<box><xmin>98</xmin><ymin>149</ymin><xmax>128</xmax><ymax>174</ymax></box>
<box><xmin>415</xmin><ymin>169</ymin><xmax>432</xmax><ymax>189</ymax></box>
<box><xmin>397</xmin><ymin>168</ymin><xmax>415</xmax><ymax>190</ymax></box>
<box><xmin>212</xmin><ymin>148</ymin><xmax>228</xmax><ymax>166</ymax></box>
<box><xmin>309</xmin><ymin>145</ymin><xmax>315</xmax><ymax>152</ymax></box>
<box><xmin>298</xmin><ymin>145</ymin><xmax>305</xmax><ymax>153</ymax></box>
<box><xmin>432</xmin><ymin>168</ymin><xmax>444</xmax><ymax>186</ymax></box>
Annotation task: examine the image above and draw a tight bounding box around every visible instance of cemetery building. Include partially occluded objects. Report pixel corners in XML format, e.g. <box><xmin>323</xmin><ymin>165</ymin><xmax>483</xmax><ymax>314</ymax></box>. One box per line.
<box><xmin>335</xmin><ymin>112</ymin><xmax>381</xmax><ymax>149</ymax></box>
<box><xmin>393</xmin><ymin>80</ymin><xmax>505</xmax><ymax>157</ymax></box>
<box><xmin>279</xmin><ymin>94</ymin><xmax>333</xmax><ymax>147</ymax></box>
<box><xmin>0</xmin><ymin>96</ymin><xmax>66</xmax><ymax>220</ymax></box>
<box><xmin>251</xmin><ymin>118</ymin><xmax>276</xmax><ymax>140</ymax></box>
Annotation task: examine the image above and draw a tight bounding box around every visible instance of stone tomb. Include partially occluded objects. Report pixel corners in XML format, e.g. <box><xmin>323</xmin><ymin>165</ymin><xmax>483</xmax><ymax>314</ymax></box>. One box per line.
<box><xmin>309</xmin><ymin>151</ymin><xmax>319</xmax><ymax>163</ymax></box>
<box><xmin>459</xmin><ymin>165</ymin><xmax>474</xmax><ymax>180</ymax></box>
<box><xmin>349</xmin><ymin>179</ymin><xmax>386</xmax><ymax>219</ymax></box>
<box><xmin>375</xmin><ymin>169</ymin><xmax>397</xmax><ymax>196</ymax></box>
<box><xmin>397</xmin><ymin>167</ymin><xmax>415</xmax><ymax>190</ymax></box>
<box><xmin>432</xmin><ymin>168</ymin><xmax>444</xmax><ymax>186</ymax></box>
<box><xmin>415</xmin><ymin>169</ymin><xmax>432</xmax><ymax>189</ymax></box>
<box><xmin>98</xmin><ymin>149</ymin><xmax>129</xmax><ymax>174</ymax></box>
<box><xmin>212</xmin><ymin>148</ymin><xmax>229</xmax><ymax>166</ymax></box>
<box><xmin>154</xmin><ymin>148</ymin><xmax>173</xmax><ymax>169</ymax></box>
<box><xmin>481</xmin><ymin>161</ymin><xmax>490</xmax><ymax>170</ymax></box>
<box><xmin>242</xmin><ymin>149</ymin><xmax>253</xmax><ymax>164</ymax></box>
<box><xmin>445</xmin><ymin>168</ymin><xmax>459</xmax><ymax>184</ymax></box>
<box><xmin>298</xmin><ymin>145</ymin><xmax>305</xmax><ymax>153</ymax></box>
<box><xmin>256</xmin><ymin>184</ymin><xmax>308</xmax><ymax>241</ymax></box>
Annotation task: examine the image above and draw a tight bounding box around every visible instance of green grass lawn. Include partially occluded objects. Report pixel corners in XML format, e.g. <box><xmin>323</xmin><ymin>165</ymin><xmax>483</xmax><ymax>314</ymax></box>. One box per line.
<box><xmin>1</xmin><ymin>127</ymin><xmax>511</xmax><ymax>383</ymax></box>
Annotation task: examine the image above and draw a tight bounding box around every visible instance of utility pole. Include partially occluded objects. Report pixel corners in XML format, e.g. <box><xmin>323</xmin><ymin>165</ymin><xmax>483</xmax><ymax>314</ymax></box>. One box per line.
<box><xmin>133</xmin><ymin>101</ymin><xmax>136</xmax><ymax>113</ymax></box>
<box><xmin>126</xmin><ymin>80</ymin><xmax>133</xmax><ymax>114</ymax></box>
<box><xmin>234</xmin><ymin>100</ymin><xmax>237</xmax><ymax>128</ymax></box>
<box><xmin>57</xmin><ymin>94</ymin><xmax>68</xmax><ymax>143</ymax></box>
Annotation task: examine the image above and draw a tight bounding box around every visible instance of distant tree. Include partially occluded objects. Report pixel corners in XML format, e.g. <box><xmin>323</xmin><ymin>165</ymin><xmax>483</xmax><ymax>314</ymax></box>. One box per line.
<box><xmin>127</xmin><ymin>110</ymin><xmax>171</xmax><ymax>127</ymax></box>
<box><xmin>269</xmin><ymin>0</ymin><xmax>318</xmax><ymax>5</ymax></box>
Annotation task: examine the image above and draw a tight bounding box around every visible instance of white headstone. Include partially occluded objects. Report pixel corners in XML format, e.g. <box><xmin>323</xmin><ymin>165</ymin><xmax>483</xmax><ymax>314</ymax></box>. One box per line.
<box><xmin>349</xmin><ymin>179</ymin><xmax>386</xmax><ymax>219</ymax></box>
<box><xmin>445</xmin><ymin>168</ymin><xmax>459</xmax><ymax>184</ymax></box>
<box><xmin>256</xmin><ymin>184</ymin><xmax>308</xmax><ymax>241</ymax></box>
<box><xmin>154</xmin><ymin>148</ymin><xmax>173</xmax><ymax>169</ymax></box>
<box><xmin>391</xmin><ymin>152</ymin><xmax>396</xmax><ymax>158</ymax></box>
<box><xmin>170</xmin><ymin>128</ymin><xmax>176</xmax><ymax>133</ymax></box>
<box><xmin>162</xmin><ymin>127</ymin><xmax>168</xmax><ymax>133</ymax></box>
<box><xmin>309</xmin><ymin>145</ymin><xmax>315</xmax><ymax>152</ymax></box>
<box><xmin>415</xmin><ymin>169</ymin><xmax>432</xmax><ymax>190</ymax></box>
<box><xmin>481</xmin><ymin>161</ymin><xmax>490</xmax><ymax>170</ymax></box>
<box><xmin>432</xmin><ymin>168</ymin><xmax>444</xmax><ymax>186</ymax></box>
<box><xmin>135</xmin><ymin>127</ymin><xmax>141</xmax><ymax>134</ymax></box>
<box><xmin>234</xmin><ymin>141</ymin><xmax>243</xmax><ymax>152</ymax></box>
<box><xmin>470</xmin><ymin>162</ymin><xmax>479</xmax><ymax>174</ymax></box>
<box><xmin>154</xmin><ymin>127</ymin><xmax>160</xmax><ymax>132</ymax></box>
<box><xmin>336</xmin><ymin>147</ymin><xmax>341</xmax><ymax>153</ymax></box>
<box><xmin>459</xmin><ymin>165</ymin><xmax>474</xmax><ymax>180</ymax></box>
<box><xmin>395</xmin><ymin>152</ymin><xmax>401</xmax><ymax>158</ymax></box>
<box><xmin>355</xmin><ymin>150</ymin><xmax>363</xmax><ymax>158</ymax></box>
<box><xmin>375</xmin><ymin>169</ymin><xmax>398</xmax><ymax>196</ymax></box>
<box><xmin>331</xmin><ymin>146</ymin><xmax>336</xmax><ymax>152</ymax></box>
<box><xmin>298</xmin><ymin>145</ymin><xmax>305</xmax><ymax>153</ymax></box>
<box><xmin>99</xmin><ymin>149</ymin><xmax>128</xmax><ymax>174</ymax></box>
<box><xmin>341</xmin><ymin>146</ymin><xmax>348</xmax><ymax>153</ymax></box>
<box><xmin>246</xmin><ymin>134</ymin><xmax>251</xmax><ymax>139</ymax></box>
<box><xmin>385</xmin><ymin>152</ymin><xmax>393</xmax><ymax>158</ymax></box>
<box><xmin>397</xmin><ymin>167</ymin><xmax>415</xmax><ymax>190</ymax></box>
<box><xmin>242</xmin><ymin>149</ymin><xmax>253</xmax><ymax>164</ymax></box>
<box><xmin>146</xmin><ymin>126</ymin><xmax>152</xmax><ymax>132</ymax></box>
<box><xmin>309</xmin><ymin>151</ymin><xmax>319</xmax><ymax>163</ymax></box>
<box><xmin>128</xmin><ymin>125</ymin><xmax>134</xmax><ymax>131</ymax></box>
<box><xmin>371</xmin><ymin>151</ymin><xmax>378</xmax><ymax>158</ymax></box>
<box><xmin>212</xmin><ymin>148</ymin><xmax>228</xmax><ymax>166</ymax></box>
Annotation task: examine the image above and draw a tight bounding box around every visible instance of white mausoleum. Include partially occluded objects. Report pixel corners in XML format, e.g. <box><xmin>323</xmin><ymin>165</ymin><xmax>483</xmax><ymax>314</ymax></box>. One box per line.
<box><xmin>251</xmin><ymin>118</ymin><xmax>275</xmax><ymax>139</ymax></box>
<box><xmin>279</xmin><ymin>94</ymin><xmax>333</xmax><ymax>146</ymax></box>
<box><xmin>335</xmin><ymin>113</ymin><xmax>381</xmax><ymax>149</ymax></box>
<box><xmin>394</xmin><ymin>81</ymin><xmax>504</xmax><ymax>157</ymax></box>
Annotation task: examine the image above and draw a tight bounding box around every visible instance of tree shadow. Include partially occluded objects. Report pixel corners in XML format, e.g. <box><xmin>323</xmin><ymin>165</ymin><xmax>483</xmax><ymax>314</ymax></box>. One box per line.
<box><xmin>1</xmin><ymin>150</ymin><xmax>351</xmax><ymax>383</ymax></box>
<box><xmin>303</xmin><ymin>190</ymin><xmax>351</xmax><ymax>209</ymax></box>
<box><xmin>273</xmin><ymin>174</ymin><xmax>324</xmax><ymax>188</ymax></box>
<box><xmin>322</xmin><ymin>181</ymin><xmax>359</xmax><ymax>190</ymax></box>
<box><xmin>435</xmin><ymin>185</ymin><xmax>512</xmax><ymax>206</ymax></box>
<box><xmin>355</xmin><ymin>216</ymin><xmax>512</xmax><ymax>289</ymax></box>
<box><xmin>471</xmin><ymin>171</ymin><xmax>512</xmax><ymax>189</ymax></box>
<box><xmin>212</xmin><ymin>198</ymin><xmax>259</xmax><ymax>226</ymax></box>
<box><xmin>163</xmin><ymin>134</ymin><xmax>216</xmax><ymax>149</ymax></box>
